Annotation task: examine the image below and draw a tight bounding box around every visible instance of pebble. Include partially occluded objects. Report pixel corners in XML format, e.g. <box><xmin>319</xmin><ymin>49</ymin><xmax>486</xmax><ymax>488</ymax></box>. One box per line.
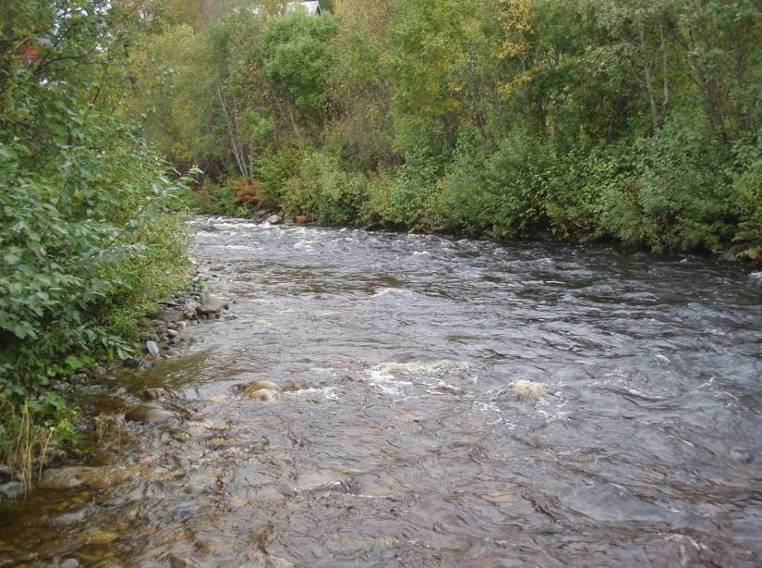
<box><xmin>146</xmin><ymin>341</ymin><xmax>160</xmax><ymax>357</ymax></box>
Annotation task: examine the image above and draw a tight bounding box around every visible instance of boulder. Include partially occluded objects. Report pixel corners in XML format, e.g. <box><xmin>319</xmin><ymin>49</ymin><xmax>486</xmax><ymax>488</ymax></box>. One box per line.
<box><xmin>266</xmin><ymin>214</ymin><xmax>283</xmax><ymax>225</ymax></box>
<box><xmin>511</xmin><ymin>380</ymin><xmax>548</xmax><ymax>400</ymax></box>
<box><xmin>241</xmin><ymin>380</ymin><xmax>282</xmax><ymax>401</ymax></box>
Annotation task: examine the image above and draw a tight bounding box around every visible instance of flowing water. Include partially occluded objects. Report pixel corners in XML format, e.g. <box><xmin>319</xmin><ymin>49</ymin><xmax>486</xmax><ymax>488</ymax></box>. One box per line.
<box><xmin>2</xmin><ymin>217</ymin><xmax>762</xmax><ymax>566</ymax></box>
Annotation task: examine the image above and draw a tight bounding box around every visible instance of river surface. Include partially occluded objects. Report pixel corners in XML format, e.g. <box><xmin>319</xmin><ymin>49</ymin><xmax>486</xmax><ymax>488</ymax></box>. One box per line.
<box><xmin>2</xmin><ymin>217</ymin><xmax>762</xmax><ymax>566</ymax></box>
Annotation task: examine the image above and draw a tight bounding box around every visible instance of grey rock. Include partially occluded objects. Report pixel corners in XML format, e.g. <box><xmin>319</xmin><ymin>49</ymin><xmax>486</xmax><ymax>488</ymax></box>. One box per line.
<box><xmin>167</xmin><ymin>329</ymin><xmax>179</xmax><ymax>339</ymax></box>
<box><xmin>266</xmin><ymin>214</ymin><xmax>283</xmax><ymax>225</ymax></box>
<box><xmin>60</xmin><ymin>560</ymin><xmax>80</xmax><ymax>568</ymax></box>
<box><xmin>146</xmin><ymin>340</ymin><xmax>160</xmax><ymax>357</ymax></box>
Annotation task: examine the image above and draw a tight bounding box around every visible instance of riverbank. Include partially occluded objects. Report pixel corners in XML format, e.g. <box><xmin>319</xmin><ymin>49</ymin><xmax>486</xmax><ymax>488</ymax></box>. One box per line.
<box><xmin>0</xmin><ymin>273</ymin><xmax>234</xmax><ymax>501</ymax></box>
<box><xmin>189</xmin><ymin>192</ymin><xmax>762</xmax><ymax>266</ymax></box>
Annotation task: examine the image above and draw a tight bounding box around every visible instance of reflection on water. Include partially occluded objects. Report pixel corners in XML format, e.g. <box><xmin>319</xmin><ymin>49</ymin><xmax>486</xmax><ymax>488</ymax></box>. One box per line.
<box><xmin>2</xmin><ymin>217</ymin><xmax>762</xmax><ymax>566</ymax></box>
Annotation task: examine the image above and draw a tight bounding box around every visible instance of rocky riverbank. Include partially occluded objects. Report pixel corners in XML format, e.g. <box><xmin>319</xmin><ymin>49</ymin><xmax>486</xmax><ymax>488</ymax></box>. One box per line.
<box><xmin>0</xmin><ymin>273</ymin><xmax>233</xmax><ymax>501</ymax></box>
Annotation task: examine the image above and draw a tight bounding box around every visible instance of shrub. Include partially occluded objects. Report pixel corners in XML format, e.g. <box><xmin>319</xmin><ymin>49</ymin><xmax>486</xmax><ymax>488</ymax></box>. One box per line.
<box><xmin>0</xmin><ymin>108</ymin><xmax>190</xmax><ymax>483</ymax></box>
<box><xmin>282</xmin><ymin>151</ymin><xmax>368</xmax><ymax>224</ymax></box>
<box><xmin>732</xmin><ymin>137</ymin><xmax>762</xmax><ymax>251</ymax></box>
<box><xmin>600</xmin><ymin>120</ymin><xmax>737</xmax><ymax>252</ymax></box>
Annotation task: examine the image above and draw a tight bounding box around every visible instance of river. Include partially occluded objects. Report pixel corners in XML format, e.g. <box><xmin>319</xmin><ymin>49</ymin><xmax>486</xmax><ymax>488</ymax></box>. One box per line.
<box><xmin>2</xmin><ymin>217</ymin><xmax>762</xmax><ymax>566</ymax></box>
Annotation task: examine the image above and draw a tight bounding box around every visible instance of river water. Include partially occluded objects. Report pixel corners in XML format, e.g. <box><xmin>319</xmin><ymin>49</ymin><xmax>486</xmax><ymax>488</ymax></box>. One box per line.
<box><xmin>2</xmin><ymin>217</ymin><xmax>762</xmax><ymax>566</ymax></box>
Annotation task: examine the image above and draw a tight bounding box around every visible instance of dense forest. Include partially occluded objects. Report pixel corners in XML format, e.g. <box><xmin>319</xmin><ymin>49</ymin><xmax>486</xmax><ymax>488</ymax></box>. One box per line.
<box><xmin>140</xmin><ymin>0</ymin><xmax>762</xmax><ymax>257</ymax></box>
<box><xmin>1</xmin><ymin>0</ymin><xmax>761</xmax><ymax>485</ymax></box>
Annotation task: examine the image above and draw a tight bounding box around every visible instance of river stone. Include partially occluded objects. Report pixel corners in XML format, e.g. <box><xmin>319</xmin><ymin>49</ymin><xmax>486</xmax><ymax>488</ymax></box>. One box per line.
<box><xmin>241</xmin><ymin>381</ymin><xmax>282</xmax><ymax>401</ymax></box>
<box><xmin>511</xmin><ymin>380</ymin><xmax>548</xmax><ymax>400</ymax></box>
<box><xmin>266</xmin><ymin>214</ymin><xmax>283</xmax><ymax>225</ymax></box>
<box><xmin>38</xmin><ymin>466</ymin><xmax>129</xmax><ymax>490</ymax></box>
<box><xmin>196</xmin><ymin>302</ymin><xmax>222</xmax><ymax>317</ymax></box>
<box><xmin>155</xmin><ymin>308</ymin><xmax>184</xmax><ymax>322</ymax></box>
<box><xmin>245</xmin><ymin>388</ymin><xmax>279</xmax><ymax>401</ymax></box>
<box><xmin>146</xmin><ymin>341</ymin><xmax>160</xmax><ymax>357</ymax></box>
<box><xmin>60</xmin><ymin>559</ymin><xmax>80</xmax><ymax>568</ymax></box>
<box><xmin>125</xmin><ymin>405</ymin><xmax>174</xmax><ymax>424</ymax></box>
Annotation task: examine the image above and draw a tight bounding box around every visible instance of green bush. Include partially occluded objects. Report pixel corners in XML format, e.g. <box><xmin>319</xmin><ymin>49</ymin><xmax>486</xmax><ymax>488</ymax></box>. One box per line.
<box><xmin>1</xmin><ymin>88</ymin><xmax>190</xmax><ymax>482</ymax></box>
<box><xmin>600</xmin><ymin>121</ymin><xmax>737</xmax><ymax>252</ymax></box>
<box><xmin>178</xmin><ymin>179</ymin><xmax>248</xmax><ymax>216</ymax></box>
<box><xmin>255</xmin><ymin>146</ymin><xmax>303</xmax><ymax>205</ymax></box>
<box><xmin>732</xmin><ymin>137</ymin><xmax>762</xmax><ymax>249</ymax></box>
<box><xmin>282</xmin><ymin>151</ymin><xmax>368</xmax><ymax>224</ymax></box>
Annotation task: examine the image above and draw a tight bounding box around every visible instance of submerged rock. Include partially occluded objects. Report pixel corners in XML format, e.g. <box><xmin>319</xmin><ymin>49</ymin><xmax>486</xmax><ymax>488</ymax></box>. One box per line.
<box><xmin>240</xmin><ymin>380</ymin><xmax>282</xmax><ymax>401</ymax></box>
<box><xmin>125</xmin><ymin>405</ymin><xmax>175</xmax><ymax>424</ymax></box>
<box><xmin>38</xmin><ymin>466</ymin><xmax>130</xmax><ymax>491</ymax></box>
<box><xmin>511</xmin><ymin>380</ymin><xmax>548</xmax><ymax>400</ymax></box>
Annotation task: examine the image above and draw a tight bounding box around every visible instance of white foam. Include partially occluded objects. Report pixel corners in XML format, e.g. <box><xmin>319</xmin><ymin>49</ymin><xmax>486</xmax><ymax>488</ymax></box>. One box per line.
<box><xmin>371</xmin><ymin>287</ymin><xmax>414</xmax><ymax>298</ymax></box>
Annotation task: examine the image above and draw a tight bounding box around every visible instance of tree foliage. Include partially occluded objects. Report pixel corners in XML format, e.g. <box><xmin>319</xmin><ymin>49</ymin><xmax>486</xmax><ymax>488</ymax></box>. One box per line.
<box><xmin>136</xmin><ymin>0</ymin><xmax>761</xmax><ymax>256</ymax></box>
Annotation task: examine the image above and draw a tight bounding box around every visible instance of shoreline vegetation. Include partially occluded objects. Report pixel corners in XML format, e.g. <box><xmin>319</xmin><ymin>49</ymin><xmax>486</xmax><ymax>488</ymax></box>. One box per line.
<box><xmin>1</xmin><ymin>0</ymin><xmax>761</xmax><ymax>495</ymax></box>
<box><xmin>157</xmin><ymin>1</ymin><xmax>761</xmax><ymax>261</ymax></box>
